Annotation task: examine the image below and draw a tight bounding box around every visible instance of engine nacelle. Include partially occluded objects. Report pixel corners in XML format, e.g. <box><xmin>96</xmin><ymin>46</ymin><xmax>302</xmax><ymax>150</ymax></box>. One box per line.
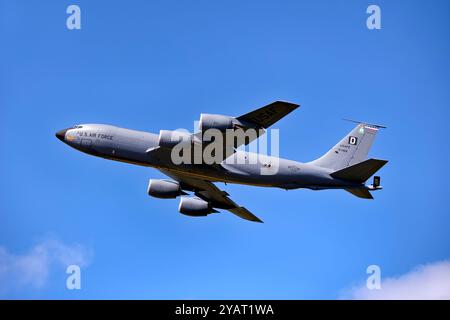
<box><xmin>147</xmin><ymin>179</ymin><xmax>185</xmax><ymax>199</ymax></box>
<box><xmin>158</xmin><ymin>130</ymin><xmax>192</xmax><ymax>149</ymax></box>
<box><xmin>199</xmin><ymin>113</ymin><xmax>260</xmax><ymax>134</ymax></box>
<box><xmin>199</xmin><ymin>114</ymin><xmax>235</xmax><ymax>132</ymax></box>
<box><xmin>178</xmin><ymin>197</ymin><xmax>216</xmax><ymax>216</ymax></box>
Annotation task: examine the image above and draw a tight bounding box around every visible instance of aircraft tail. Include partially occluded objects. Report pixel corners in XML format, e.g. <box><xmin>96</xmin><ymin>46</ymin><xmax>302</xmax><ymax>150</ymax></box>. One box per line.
<box><xmin>333</xmin><ymin>158</ymin><xmax>388</xmax><ymax>200</ymax></box>
<box><xmin>308</xmin><ymin>122</ymin><xmax>385</xmax><ymax>171</ymax></box>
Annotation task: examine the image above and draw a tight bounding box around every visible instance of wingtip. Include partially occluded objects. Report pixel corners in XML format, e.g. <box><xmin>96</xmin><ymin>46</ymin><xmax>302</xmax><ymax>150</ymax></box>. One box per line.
<box><xmin>249</xmin><ymin>214</ymin><xmax>264</xmax><ymax>223</ymax></box>
<box><xmin>274</xmin><ymin>100</ymin><xmax>300</xmax><ymax>108</ymax></box>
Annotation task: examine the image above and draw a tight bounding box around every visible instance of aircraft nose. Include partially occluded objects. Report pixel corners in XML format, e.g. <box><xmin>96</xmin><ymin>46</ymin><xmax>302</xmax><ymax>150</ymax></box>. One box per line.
<box><xmin>55</xmin><ymin>128</ymin><xmax>68</xmax><ymax>141</ymax></box>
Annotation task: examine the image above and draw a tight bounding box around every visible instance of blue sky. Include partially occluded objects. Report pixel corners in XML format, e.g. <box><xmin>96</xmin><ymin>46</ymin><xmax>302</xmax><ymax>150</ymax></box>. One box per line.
<box><xmin>1</xmin><ymin>0</ymin><xmax>450</xmax><ymax>299</ymax></box>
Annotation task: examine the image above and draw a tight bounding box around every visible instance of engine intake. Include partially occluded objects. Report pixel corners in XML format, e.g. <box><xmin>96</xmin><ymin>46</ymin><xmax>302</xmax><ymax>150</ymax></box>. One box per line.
<box><xmin>178</xmin><ymin>197</ymin><xmax>217</xmax><ymax>216</ymax></box>
<box><xmin>147</xmin><ymin>179</ymin><xmax>185</xmax><ymax>199</ymax></box>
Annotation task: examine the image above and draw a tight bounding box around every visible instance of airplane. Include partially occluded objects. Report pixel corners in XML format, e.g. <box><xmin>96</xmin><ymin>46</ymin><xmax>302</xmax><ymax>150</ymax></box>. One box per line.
<box><xmin>55</xmin><ymin>101</ymin><xmax>387</xmax><ymax>223</ymax></box>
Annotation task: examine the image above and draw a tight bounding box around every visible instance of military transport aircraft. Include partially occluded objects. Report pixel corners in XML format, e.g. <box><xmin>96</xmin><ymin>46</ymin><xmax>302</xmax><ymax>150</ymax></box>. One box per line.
<box><xmin>56</xmin><ymin>101</ymin><xmax>387</xmax><ymax>223</ymax></box>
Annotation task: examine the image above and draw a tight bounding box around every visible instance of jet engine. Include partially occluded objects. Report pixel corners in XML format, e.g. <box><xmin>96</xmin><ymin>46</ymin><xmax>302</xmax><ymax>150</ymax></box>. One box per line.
<box><xmin>147</xmin><ymin>179</ymin><xmax>186</xmax><ymax>199</ymax></box>
<box><xmin>199</xmin><ymin>114</ymin><xmax>236</xmax><ymax>132</ymax></box>
<box><xmin>158</xmin><ymin>130</ymin><xmax>193</xmax><ymax>149</ymax></box>
<box><xmin>201</xmin><ymin>112</ymin><xmax>261</xmax><ymax>129</ymax></box>
<box><xmin>178</xmin><ymin>197</ymin><xmax>217</xmax><ymax>216</ymax></box>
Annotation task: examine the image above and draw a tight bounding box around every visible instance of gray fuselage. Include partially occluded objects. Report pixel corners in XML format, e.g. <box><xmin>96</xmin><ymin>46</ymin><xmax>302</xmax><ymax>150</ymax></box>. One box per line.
<box><xmin>56</xmin><ymin>124</ymin><xmax>362</xmax><ymax>190</ymax></box>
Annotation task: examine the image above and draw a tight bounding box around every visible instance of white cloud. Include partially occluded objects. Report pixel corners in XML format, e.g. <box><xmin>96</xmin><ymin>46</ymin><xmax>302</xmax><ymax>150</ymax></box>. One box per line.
<box><xmin>342</xmin><ymin>260</ymin><xmax>450</xmax><ymax>300</ymax></box>
<box><xmin>0</xmin><ymin>239</ymin><xmax>92</xmax><ymax>296</ymax></box>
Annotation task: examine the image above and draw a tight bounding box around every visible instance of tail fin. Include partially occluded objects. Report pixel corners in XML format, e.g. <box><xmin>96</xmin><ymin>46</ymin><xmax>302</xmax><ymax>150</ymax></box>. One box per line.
<box><xmin>309</xmin><ymin>122</ymin><xmax>384</xmax><ymax>171</ymax></box>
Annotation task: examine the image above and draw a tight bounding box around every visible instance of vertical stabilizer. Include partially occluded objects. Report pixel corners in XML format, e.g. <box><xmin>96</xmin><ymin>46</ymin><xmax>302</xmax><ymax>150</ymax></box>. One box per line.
<box><xmin>309</xmin><ymin>122</ymin><xmax>384</xmax><ymax>171</ymax></box>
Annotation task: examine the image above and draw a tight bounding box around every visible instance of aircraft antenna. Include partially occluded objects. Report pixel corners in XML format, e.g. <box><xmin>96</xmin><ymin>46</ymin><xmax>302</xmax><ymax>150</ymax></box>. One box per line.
<box><xmin>342</xmin><ymin>118</ymin><xmax>387</xmax><ymax>129</ymax></box>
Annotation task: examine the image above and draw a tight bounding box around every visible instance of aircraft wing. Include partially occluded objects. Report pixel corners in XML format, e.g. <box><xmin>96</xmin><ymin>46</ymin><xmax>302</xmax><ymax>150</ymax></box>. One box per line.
<box><xmin>236</xmin><ymin>100</ymin><xmax>299</xmax><ymax>129</ymax></box>
<box><xmin>147</xmin><ymin>101</ymin><xmax>299</xmax><ymax>163</ymax></box>
<box><xmin>195</xmin><ymin>100</ymin><xmax>299</xmax><ymax>162</ymax></box>
<box><xmin>159</xmin><ymin>169</ymin><xmax>263</xmax><ymax>223</ymax></box>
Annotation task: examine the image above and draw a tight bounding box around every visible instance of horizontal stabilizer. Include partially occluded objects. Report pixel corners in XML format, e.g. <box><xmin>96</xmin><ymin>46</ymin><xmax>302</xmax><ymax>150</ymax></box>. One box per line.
<box><xmin>330</xmin><ymin>158</ymin><xmax>388</xmax><ymax>183</ymax></box>
<box><xmin>345</xmin><ymin>188</ymin><xmax>373</xmax><ymax>199</ymax></box>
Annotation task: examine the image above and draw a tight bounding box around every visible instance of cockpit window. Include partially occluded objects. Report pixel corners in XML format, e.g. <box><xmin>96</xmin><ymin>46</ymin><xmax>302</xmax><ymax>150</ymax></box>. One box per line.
<box><xmin>73</xmin><ymin>125</ymin><xmax>83</xmax><ymax>129</ymax></box>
